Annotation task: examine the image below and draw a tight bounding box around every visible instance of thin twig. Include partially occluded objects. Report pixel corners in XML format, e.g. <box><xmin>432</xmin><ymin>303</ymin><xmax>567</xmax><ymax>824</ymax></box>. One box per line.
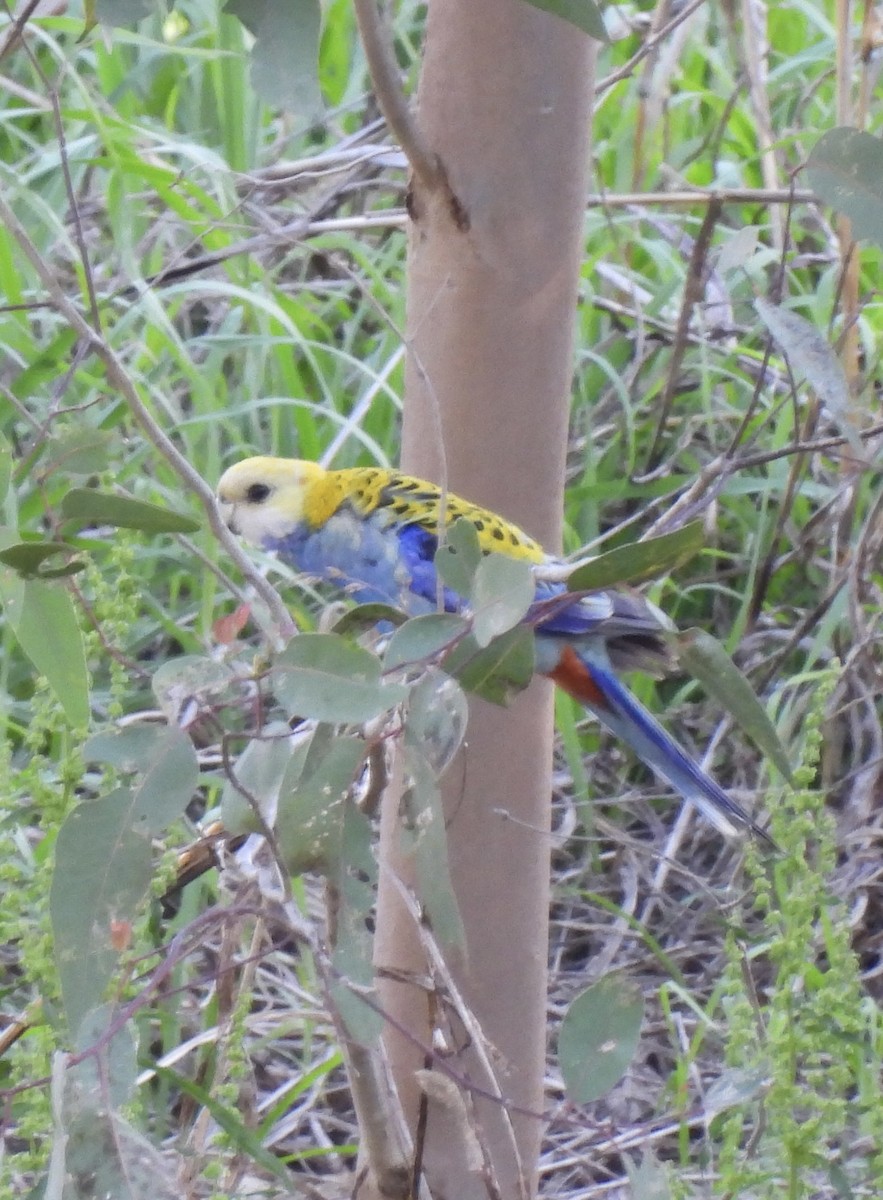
<box><xmin>0</xmin><ymin>0</ymin><xmax>45</xmax><ymax>62</ymax></box>
<box><xmin>2</xmin><ymin>0</ymin><xmax>102</xmax><ymax>333</ymax></box>
<box><xmin>644</xmin><ymin>196</ymin><xmax>723</xmax><ymax>472</ymax></box>
<box><xmin>0</xmin><ymin>185</ymin><xmax>824</xmax><ymax>320</ymax></box>
<box><xmin>352</xmin><ymin>0</ymin><xmax>443</xmax><ymax>192</ymax></box>
<box><xmin>597</xmin><ymin>0</ymin><xmax>708</xmax><ymax>97</ymax></box>
<box><xmin>48</xmin><ymin>92</ymin><xmax>102</xmax><ymax>332</ymax></box>
<box><xmin>0</xmin><ymin>187</ymin><xmax>297</xmax><ymax>643</ymax></box>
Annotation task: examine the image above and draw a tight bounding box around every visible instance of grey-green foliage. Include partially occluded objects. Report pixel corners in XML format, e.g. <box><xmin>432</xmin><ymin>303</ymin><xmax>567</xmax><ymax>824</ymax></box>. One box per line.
<box><xmin>520</xmin><ymin>0</ymin><xmax>607</xmax><ymax>41</ymax></box>
<box><xmin>96</xmin><ymin>0</ymin><xmax>324</xmax><ymax>119</ymax></box>
<box><xmin>566</xmin><ymin>521</ymin><xmax>704</xmax><ymax>591</ymax></box>
<box><xmin>52</xmin><ymin>726</ymin><xmax>200</xmax><ymax>1036</ymax></box>
<box><xmin>46</xmin><ymin>1012</ymin><xmax>177</xmax><ymax>1200</ymax></box>
<box><xmin>807</xmin><ymin>127</ymin><xmax>883</xmax><ymax>251</ymax></box>
<box><xmin>558</xmin><ymin>972</ymin><xmax>645</xmax><ymax>1104</ymax></box>
<box><xmin>225</xmin><ymin>0</ymin><xmax>323</xmax><ymax>119</ymax></box>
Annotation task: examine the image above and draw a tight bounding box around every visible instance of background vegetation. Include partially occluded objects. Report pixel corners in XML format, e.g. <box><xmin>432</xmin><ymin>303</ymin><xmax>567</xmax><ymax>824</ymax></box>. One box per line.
<box><xmin>0</xmin><ymin>1</ymin><xmax>881</xmax><ymax>1197</ymax></box>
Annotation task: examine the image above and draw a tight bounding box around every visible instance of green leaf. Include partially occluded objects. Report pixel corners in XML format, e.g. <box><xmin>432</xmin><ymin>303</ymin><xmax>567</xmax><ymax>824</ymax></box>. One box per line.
<box><xmin>405</xmin><ymin>668</ymin><xmax>468</xmax><ymax>777</ymax></box>
<box><xmin>131</xmin><ymin>728</ymin><xmax>199</xmax><ymax>833</ymax></box>
<box><xmin>276</xmin><ymin>730</ymin><xmax>367</xmax><ymax>874</ymax></box>
<box><xmin>9</xmin><ymin>328</ymin><xmax>77</xmax><ymax>404</ymax></box>
<box><xmin>717</xmin><ymin>224</ymin><xmax>761</xmax><ymax>275</ymax></box>
<box><xmin>329</xmin><ymin>803</ymin><xmax>383</xmax><ymax>1043</ymax></box>
<box><xmin>86</xmin><ymin>724</ymin><xmax>168</xmax><ymax>771</ymax></box>
<box><xmin>220</xmin><ymin>723</ymin><xmax>301</xmax><ymax>835</ymax></box>
<box><xmin>150</xmin><ymin>655</ymin><xmax>239</xmax><ymax>722</ymax></box>
<box><xmin>225</xmin><ymin>0</ymin><xmax>323</xmax><ymax>120</ymax></box>
<box><xmin>72</xmin><ymin>1005</ymin><xmax>138</xmax><ymax>1109</ymax></box>
<box><xmin>0</xmin><ymin>558</ymin><xmax>24</xmax><ymax>635</ymax></box>
<box><xmin>806</xmin><ymin>127</ymin><xmax>883</xmax><ymax>250</ymax></box>
<box><xmin>443</xmin><ymin>626</ymin><xmax>535</xmax><ymax>705</ymax></box>
<box><xmin>332</xmin><ymin>602</ymin><xmax>406</xmax><ymax>636</ymax></box>
<box><xmin>0</xmin><ymin>541</ymin><xmax>86</xmax><ymax>579</ymax></box>
<box><xmin>676</xmin><ymin>628</ymin><xmax>794</xmax><ymax>782</ymax></box>
<box><xmin>434</xmin><ymin>517</ymin><xmax>482</xmax><ymax>598</ymax></box>
<box><xmin>51</xmin><ymin>789</ymin><xmax>153</xmax><ymax>1036</ymax></box>
<box><xmin>56</xmin><ymin>1106</ymin><xmax>178</xmax><ymax>1200</ymax></box>
<box><xmin>471</xmin><ymin>554</ymin><xmax>535</xmax><ymax>648</ymax></box>
<box><xmin>7</xmin><ymin>579</ymin><xmax>89</xmax><ymax>727</ymax></box>
<box><xmin>84</xmin><ymin>724</ymin><xmax>199</xmax><ymax>833</ymax></box>
<box><xmin>383</xmin><ymin>613</ymin><xmax>468</xmax><ymax>670</ymax></box>
<box><xmin>274</xmin><ymin>633</ymin><xmax>408</xmax><ymax>723</ymax></box>
<box><xmin>754</xmin><ymin>298</ymin><xmax>862</xmax><ymax>454</ymax></box>
<box><xmin>45</xmin><ymin>428</ymin><xmax>115</xmax><ymax>477</ymax></box>
<box><xmin>61</xmin><ymin>488</ymin><xmax>201</xmax><ymax>533</ymax></box>
<box><xmin>559</xmin><ymin>973</ymin><xmax>644</xmax><ymax>1104</ymax></box>
<box><xmin>566</xmin><ymin>522</ymin><xmax>704</xmax><ymax>592</ymax></box>
<box><xmin>23</xmin><ymin>562</ymin><xmax>86</xmax><ymax>581</ymax></box>
<box><xmin>519</xmin><ymin>0</ymin><xmax>608</xmax><ymax>41</ymax></box>
<box><xmin>400</xmin><ymin>744</ymin><xmax>466</xmax><ymax>953</ymax></box>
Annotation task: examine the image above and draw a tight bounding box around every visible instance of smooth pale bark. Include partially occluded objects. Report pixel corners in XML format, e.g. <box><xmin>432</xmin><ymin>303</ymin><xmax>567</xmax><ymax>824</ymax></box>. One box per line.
<box><xmin>371</xmin><ymin>3</ymin><xmax>595</xmax><ymax>1198</ymax></box>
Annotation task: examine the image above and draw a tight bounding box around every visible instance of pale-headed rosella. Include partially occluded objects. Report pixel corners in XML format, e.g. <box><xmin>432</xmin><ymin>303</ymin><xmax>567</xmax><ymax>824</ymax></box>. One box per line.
<box><xmin>217</xmin><ymin>456</ymin><xmax>771</xmax><ymax>844</ymax></box>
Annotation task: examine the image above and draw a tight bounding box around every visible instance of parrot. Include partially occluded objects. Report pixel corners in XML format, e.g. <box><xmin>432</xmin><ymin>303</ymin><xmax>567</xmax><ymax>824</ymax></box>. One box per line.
<box><xmin>217</xmin><ymin>456</ymin><xmax>772</xmax><ymax>844</ymax></box>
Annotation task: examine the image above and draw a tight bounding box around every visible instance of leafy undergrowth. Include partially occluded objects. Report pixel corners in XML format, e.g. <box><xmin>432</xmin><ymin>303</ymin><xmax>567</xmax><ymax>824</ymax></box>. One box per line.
<box><xmin>1</xmin><ymin>3</ymin><xmax>882</xmax><ymax>1198</ymax></box>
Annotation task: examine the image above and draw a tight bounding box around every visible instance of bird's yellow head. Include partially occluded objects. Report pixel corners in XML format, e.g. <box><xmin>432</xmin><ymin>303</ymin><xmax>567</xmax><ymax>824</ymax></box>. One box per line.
<box><xmin>216</xmin><ymin>456</ymin><xmax>325</xmax><ymax>545</ymax></box>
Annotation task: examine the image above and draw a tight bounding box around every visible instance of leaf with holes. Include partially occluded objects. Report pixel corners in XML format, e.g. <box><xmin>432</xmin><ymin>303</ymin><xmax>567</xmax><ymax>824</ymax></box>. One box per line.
<box><xmin>329</xmin><ymin>803</ymin><xmax>384</xmax><ymax>1043</ymax></box>
<box><xmin>405</xmin><ymin>668</ymin><xmax>468</xmax><ymax>777</ymax></box>
<box><xmin>400</xmin><ymin>743</ymin><xmax>465</xmax><ymax>953</ymax></box>
<box><xmin>435</xmin><ymin>517</ymin><xmax>482</xmax><ymax>599</ymax></box>
<box><xmin>276</xmin><ymin>729</ymin><xmax>367</xmax><ymax>875</ymax></box>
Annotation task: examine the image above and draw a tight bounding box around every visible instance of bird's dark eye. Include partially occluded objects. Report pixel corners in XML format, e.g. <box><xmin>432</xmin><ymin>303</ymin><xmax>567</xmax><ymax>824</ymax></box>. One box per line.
<box><xmin>246</xmin><ymin>483</ymin><xmax>271</xmax><ymax>503</ymax></box>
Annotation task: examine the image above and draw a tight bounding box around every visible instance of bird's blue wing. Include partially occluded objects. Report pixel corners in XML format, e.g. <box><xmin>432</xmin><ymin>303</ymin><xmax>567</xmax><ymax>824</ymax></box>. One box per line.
<box><xmin>396</xmin><ymin>524</ymin><xmax>463</xmax><ymax>612</ymax></box>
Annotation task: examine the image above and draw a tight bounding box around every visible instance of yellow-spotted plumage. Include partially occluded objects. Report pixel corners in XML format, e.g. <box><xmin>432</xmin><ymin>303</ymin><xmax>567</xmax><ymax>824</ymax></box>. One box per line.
<box><xmin>339</xmin><ymin>467</ymin><xmax>545</xmax><ymax>561</ymax></box>
<box><xmin>217</xmin><ymin>455</ymin><xmax>771</xmax><ymax>843</ymax></box>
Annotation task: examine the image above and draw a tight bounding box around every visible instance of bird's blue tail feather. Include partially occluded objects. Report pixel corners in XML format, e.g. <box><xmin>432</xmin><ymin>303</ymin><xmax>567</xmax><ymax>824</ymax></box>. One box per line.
<box><xmin>569</xmin><ymin>649</ymin><xmax>772</xmax><ymax>844</ymax></box>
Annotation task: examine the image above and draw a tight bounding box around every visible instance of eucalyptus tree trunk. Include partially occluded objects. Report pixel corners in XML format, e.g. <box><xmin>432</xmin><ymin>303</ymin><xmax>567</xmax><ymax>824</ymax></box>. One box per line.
<box><xmin>371</xmin><ymin>3</ymin><xmax>595</xmax><ymax>1196</ymax></box>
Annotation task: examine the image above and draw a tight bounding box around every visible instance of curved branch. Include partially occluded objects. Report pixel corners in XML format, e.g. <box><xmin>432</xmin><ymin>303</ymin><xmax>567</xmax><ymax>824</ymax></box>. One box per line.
<box><xmin>352</xmin><ymin>0</ymin><xmax>444</xmax><ymax>192</ymax></box>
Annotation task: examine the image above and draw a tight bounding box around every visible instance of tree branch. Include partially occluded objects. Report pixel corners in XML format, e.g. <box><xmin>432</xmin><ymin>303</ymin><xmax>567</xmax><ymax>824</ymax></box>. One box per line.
<box><xmin>0</xmin><ymin>188</ymin><xmax>296</xmax><ymax>644</ymax></box>
<box><xmin>352</xmin><ymin>0</ymin><xmax>444</xmax><ymax>192</ymax></box>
